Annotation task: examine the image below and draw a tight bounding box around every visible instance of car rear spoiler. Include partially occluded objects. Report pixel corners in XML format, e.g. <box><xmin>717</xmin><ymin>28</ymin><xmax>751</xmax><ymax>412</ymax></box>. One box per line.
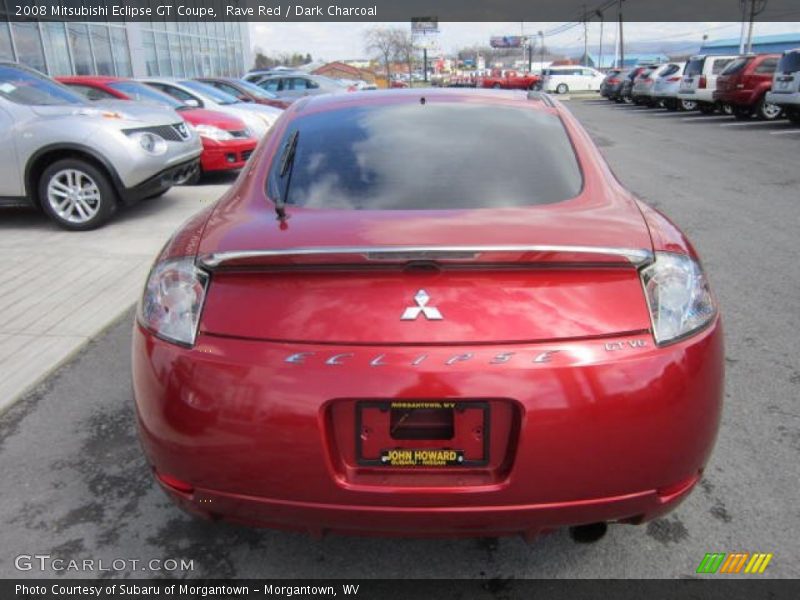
<box><xmin>197</xmin><ymin>245</ymin><xmax>654</xmax><ymax>270</ymax></box>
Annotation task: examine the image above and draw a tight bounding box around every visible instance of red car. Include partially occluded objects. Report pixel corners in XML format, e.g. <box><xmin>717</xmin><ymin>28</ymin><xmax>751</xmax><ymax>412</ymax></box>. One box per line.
<box><xmin>713</xmin><ymin>54</ymin><xmax>783</xmax><ymax>120</ymax></box>
<box><xmin>194</xmin><ymin>77</ymin><xmax>293</xmax><ymax>110</ymax></box>
<box><xmin>57</xmin><ymin>76</ymin><xmax>258</xmax><ymax>178</ymax></box>
<box><xmin>133</xmin><ymin>89</ymin><xmax>723</xmax><ymax>539</ymax></box>
<box><xmin>481</xmin><ymin>70</ymin><xmax>541</xmax><ymax>90</ymax></box>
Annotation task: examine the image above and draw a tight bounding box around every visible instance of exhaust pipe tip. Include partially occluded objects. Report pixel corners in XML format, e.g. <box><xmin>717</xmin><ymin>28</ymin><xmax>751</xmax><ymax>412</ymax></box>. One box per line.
<box><xmin>569</xmin><ymin>522</ymin><xmax>608</xmax><ymax>544</ymax></box>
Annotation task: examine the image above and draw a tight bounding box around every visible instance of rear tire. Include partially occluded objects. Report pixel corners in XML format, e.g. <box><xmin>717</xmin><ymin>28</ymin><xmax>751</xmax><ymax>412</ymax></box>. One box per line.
<box><xmin>756</xmin><ymin>97</ymin><xmax>783</xmax><ymax>121</ymax></box>
<box><xmin>39</xmin><ymin>158</ymin><xmax>117</xmax><ymax>231</ymax></box>
<box><xmin>556</xmin><ymin>83</ymin><xmax>568</xmax><ymax>94</ymax></box>
<box><xmin>679</xmin><ymin>99</ymin><xmax>698</xmax><ymax>111</ymax></box>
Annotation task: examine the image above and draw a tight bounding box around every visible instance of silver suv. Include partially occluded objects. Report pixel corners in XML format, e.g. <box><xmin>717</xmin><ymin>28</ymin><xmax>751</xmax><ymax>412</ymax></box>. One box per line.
<box><xmin>0</xmin><ymin>63</ymin><xmax>202</xmax><ymax>230</ymax></box>
<box><xmin>766</xmin><ymin>48</ymin><xmax>800</xmax><ymax>124</ymax></box>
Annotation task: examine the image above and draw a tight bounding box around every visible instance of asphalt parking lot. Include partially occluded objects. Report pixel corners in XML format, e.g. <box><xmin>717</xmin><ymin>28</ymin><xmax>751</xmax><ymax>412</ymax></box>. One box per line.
<box><xmin>0</xmin><ymin>98</ymin><xmax>798</xmax><ymax>580</ymax></box>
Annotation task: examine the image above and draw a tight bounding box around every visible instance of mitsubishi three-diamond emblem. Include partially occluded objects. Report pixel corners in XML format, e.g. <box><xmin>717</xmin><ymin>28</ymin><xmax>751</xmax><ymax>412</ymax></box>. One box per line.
<box><xmin>401</xmin><ymin>289</ymin><xmax>443</xmax><ymax>321</ymax></box>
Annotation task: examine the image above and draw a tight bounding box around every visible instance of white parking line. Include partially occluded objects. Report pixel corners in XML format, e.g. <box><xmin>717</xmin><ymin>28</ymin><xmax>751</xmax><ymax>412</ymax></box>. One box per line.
<box><xmin>770</xmin><ymin>128</ymin><xmax>800</xmax><ymax>135</ymax></box>
<box><xmin>719</xmin><ymin>120</ymin><xmax>787</xmax><ymax>128</ymax></box>
<box><xmin>681</xmin><ymin>116</ymin><xmax>732</xmax><ymax>121</ymax></box>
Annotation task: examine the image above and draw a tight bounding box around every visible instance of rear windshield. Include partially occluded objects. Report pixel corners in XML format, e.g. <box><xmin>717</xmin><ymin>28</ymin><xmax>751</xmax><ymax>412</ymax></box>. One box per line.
<box><xmin>685</xmin><ymin>59</ymin><xmax>705</xmax><ymax>76</ymax></box>
<box><xmin>659</xmin><ymin>64</ymin><xmax>681</xmax><ymax>77</ymax></box>
<box><xmin>269</xmin><ymin>102</ymin><xmax>583</xmax><ymax>210</ymax></box>
<box><xmin>721</xmin><ymin>58</ymin><xmax>751</xmax><ymax>75</ymax></box>
<box><xmin>778</xmin><ymin>51</ymin><xmax>800</xmax><ymax>73</ymax></box>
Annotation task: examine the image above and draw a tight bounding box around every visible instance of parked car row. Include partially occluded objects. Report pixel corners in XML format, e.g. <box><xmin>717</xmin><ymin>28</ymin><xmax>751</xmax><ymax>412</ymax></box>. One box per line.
<box><xmin>600</xmin><ymin>49</ymin><xmax>800</xmax><ymax>124</ymax></box>
<box><xmin>0</xmin><ymin>62</ymin><xmax>297</xmax><ymax>230</ymax></box>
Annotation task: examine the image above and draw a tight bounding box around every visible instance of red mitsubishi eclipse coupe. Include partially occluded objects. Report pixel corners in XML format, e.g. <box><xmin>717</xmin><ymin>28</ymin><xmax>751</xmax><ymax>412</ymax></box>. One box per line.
<box><xmin>133</xmin><ymin>89</ymin><xmax>723</xmax><ymax>539</ymax></box>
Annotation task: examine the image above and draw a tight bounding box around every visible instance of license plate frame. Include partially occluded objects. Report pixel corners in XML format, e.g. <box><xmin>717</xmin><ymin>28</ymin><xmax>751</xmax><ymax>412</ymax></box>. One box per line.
<box><xmin>355</xmin><ymin>400</ymin><xmax>490</xmax><ymax>468</ymax></box>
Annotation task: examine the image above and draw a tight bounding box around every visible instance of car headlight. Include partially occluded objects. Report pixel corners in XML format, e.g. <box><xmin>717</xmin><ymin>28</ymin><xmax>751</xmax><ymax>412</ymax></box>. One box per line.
<box><xmin>640</xmin><ymin>252</ymin><xmax>717</xmax><ymax>345</ymax></box>
<box><xmin>194</xmin><ymin>123</ymin><xmax>234</xmax><ymax>141</ymax></box>
<box><xmin>129</xmin><ymin>131</ymin><xmax>168</xmax><ymax>155</ymax></box>
<box><xmin>139</xmin><ymin>258</ymin><xmax>209</xmax><ymax>347</ymax></box>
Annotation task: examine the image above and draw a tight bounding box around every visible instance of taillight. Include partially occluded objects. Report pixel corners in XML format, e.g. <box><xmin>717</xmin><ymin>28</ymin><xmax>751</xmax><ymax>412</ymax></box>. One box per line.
<box><xmin>609</xmin><ymin>77</ymin><xmax>620</xmax><ymax>84</ymax></box>
<box><xmin>139</xmin><ymin>257</ymin><xmax>209</xmax><ymax>347</ymax></box>
<box><xmin>640</xmin><ymin>252</ymin><xmax>716</xmax><ymax>345</ymax></box>
<box><xmin>698</xmin><ymin>75</ymin><xmax>707</xmax><ymax>89</ymax></box>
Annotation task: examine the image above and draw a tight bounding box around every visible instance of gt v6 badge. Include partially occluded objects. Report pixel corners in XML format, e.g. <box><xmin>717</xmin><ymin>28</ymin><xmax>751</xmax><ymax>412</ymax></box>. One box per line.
<box><xmin>401</xmin><ymin>289</ymin><xmax>443</xmax><ymax>321</ymax></box>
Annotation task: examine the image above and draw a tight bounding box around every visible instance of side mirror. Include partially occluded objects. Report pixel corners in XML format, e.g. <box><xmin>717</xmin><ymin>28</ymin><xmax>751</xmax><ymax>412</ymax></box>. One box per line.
<box><xmin>184</xmin><ymin>98</ymin><xmax>200</xmax><ymax>108</ymax></box>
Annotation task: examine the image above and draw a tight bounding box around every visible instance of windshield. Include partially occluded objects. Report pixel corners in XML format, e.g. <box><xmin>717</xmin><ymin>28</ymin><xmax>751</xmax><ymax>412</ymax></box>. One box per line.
<box><xmin>269</xmin><ymin>102</ymin><xmax>582</xmax><ymax>210</ymax></box>
<box><xmin>235</xmin><ymin>79</ymin><xmax>280</xmax><ymax>99</ymax></box>
<box><xmin>777</xmin><ymin>51</ymin><xmax>800</xmax><ymax>74</ymax></box>
<box><xmin>0</xmin><ymin>65</ymin><xmax>85</xmax><ymax>106</ymax></box>
<box><xmin>721</xmin><ymin>58</ymin><xmax>751</xmax><ymax>75</ymax></box>
<box><xmin>179</xmin><ymin>80</ymin><xmax>239</xmax><ymax>104</ymax></box>
<box><xmin>108</xmin><ymin>81</ymin><xmax>184</xmax><ymax>109</ymax></box>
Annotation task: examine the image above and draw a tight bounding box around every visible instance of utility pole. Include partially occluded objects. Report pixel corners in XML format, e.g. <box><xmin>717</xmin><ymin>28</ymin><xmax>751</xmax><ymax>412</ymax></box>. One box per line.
<box><xmin>739</xmin><ymin>0</ymin><xmax>748</xmax><ymax>53</ymax></box>
<box><xmin>583</xmin><ymin>5</ymin><xmax>588</xmax><ymax>66</ymax></box>
<box><xmin>618</xmin><ymin>0</ymin><xmax>625</xmax><ymax>69</ymax></box>
<box><xmin>528</xmin><ymin>38</ymin><xmax>534</xmax><ymax>72</ymax></box>
<box><xmin>596</xmin><ymin>10</ymin><xmax>604</xmax><ymax>70</ymax></box>
<box><xmin>539</xmin><ymin>30</ymin><xmax>545</xmax><ymax>72</ymax></box>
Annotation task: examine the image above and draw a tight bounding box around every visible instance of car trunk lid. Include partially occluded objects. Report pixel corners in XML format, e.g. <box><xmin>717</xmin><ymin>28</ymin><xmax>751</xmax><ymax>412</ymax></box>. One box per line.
<box><xmin>197</xmin><ymin>198</ymin><xmax>655</xmax><ymax>345</ymax></box>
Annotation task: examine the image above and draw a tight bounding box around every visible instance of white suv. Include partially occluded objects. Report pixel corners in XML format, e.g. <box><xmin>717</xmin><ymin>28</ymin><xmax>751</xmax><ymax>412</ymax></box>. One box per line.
<box><xmin>765</xmin><ymin>48</ymin><xmax>800</xmax><ymax>124</ymax></box>
<box><xmin>541</xmin><ymin>66</ymin><xmax>605</xmax><ymax>94</ymax></box>
<box><xmin>678</xmin><ymin>55</ymin><xmax>737</xmax><ymax>113</ymax></box>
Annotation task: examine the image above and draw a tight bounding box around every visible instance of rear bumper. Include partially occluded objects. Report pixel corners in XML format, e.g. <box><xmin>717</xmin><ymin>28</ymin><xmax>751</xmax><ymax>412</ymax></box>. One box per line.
<box><xmin>765</xmin><ymin>91</ymin><xmax>800</xmax><ymax>107</ymax></box>
<box><xmin>712</xmin><ymin>89</ymin><xmax>758</xmax><ymax>106</ymax></box>
<box><xmin>199</xmin><ymin>138</ymin><xmax>258</xmax><ymax>172</ymax></box>
<box><xmin>161</xmin><ymin>473</ymin><xmax>700</xmax><ymax>538</ymax></box>
<box><xmin>132</xmin><ymin>319</ymin><xmax>724</xmax><ymax>538</ymax></box>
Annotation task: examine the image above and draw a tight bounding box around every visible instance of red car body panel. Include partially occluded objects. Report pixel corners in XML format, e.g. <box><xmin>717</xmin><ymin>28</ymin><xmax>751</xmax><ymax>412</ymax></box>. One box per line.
<box><xmin>132</xmin><ymin>89</ymin><xmax>724</xmax><ymax>537</ymax></box>
<box><xmin>481</xmin><ymin>70</ymin><xmax>541</xmax><ymax>90</ymax></box>
<box><xmin>713</xmin><ymin>54</ymin><xmax>781</xmax><ymax>108</ymax></box>
<box><xmin>57</xmin><ymin>76</ymin><xmax>257</xmax><ymax>172</ymax></box>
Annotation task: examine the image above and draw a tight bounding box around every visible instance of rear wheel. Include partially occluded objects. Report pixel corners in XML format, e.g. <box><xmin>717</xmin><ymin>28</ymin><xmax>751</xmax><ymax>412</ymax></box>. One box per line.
<box><xmin>721</xmin><ymin>103</ymin><xmax>734</xmax><ymax>116</ymax></box>
<box><xmin>556</xmin><ymin>83</ymin><xmax>568</xmax><ymax>94</ymax></box>
<box><xmin>39</xmin><ymin>159</ymin><xmax>117</xmax><ymax>231</ymax></box>
<box><xmin>756</xmin><ymin>97</ymin><xmax>783</xmax><ymax>120</ymax></box>
<box><xmin>679</xmin><ymin>99</ymin><xmax>697</xmax><ymax>111</ymax></box>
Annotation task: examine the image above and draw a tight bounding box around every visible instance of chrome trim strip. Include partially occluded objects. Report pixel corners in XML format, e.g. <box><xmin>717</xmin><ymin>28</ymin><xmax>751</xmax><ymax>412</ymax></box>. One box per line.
<box><xmin>198</xmin><ymin>245</ymin><xmax>654</xmax><ymax>269</ymax></box>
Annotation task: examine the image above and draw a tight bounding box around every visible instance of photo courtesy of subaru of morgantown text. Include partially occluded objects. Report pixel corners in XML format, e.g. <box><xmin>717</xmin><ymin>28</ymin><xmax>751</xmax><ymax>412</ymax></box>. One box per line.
<box><xmin>0</xmin><ymin>0</ymin><xmax>799</xmax><ymax>593</ymax></box>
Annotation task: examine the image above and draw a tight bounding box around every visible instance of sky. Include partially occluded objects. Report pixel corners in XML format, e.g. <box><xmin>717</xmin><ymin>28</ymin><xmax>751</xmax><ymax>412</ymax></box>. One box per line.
<box><xmin>249</xmin><ymin>21</ymin><xmax>800</xmax><ymax>61</ymax></box>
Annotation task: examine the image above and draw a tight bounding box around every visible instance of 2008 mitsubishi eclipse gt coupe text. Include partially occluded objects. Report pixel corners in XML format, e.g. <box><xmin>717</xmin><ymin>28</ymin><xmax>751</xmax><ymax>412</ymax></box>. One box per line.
<box><xmin>132</xmin><ymin>88</ymin><xmax>724</xmax><ymax>539</ymax></box>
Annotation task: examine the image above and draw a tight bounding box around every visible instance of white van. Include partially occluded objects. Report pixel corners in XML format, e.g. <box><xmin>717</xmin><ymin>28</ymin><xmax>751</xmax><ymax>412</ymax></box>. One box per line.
<box><xmin>541</xmin><ymin>66</ymin><xmax>605</xmax><ymax>94</ymax></box>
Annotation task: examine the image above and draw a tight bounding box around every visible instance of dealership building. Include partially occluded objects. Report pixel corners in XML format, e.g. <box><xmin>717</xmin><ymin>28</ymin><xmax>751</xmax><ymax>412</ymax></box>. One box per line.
<box><xmin>0</xmin><ymin>14</ymin><xmax>251</xmax><ymax>78</ymax></box>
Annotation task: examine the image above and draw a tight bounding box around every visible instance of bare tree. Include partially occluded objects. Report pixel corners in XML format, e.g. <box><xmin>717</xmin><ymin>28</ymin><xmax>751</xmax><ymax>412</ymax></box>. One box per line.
<box><xmin>392</xmin><ymin>29</ymin><xmax>417</xmax><ymax>80</ymax></box>
<box><xmin>365</xmin><ymin>27</ymin><xmax>396</xmax><ymax>84</ymax></box>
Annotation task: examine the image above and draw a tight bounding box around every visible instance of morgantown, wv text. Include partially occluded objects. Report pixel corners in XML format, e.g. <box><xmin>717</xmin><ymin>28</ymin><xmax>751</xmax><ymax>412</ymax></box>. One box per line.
<box><xmin>227</xmin><ymin>4</ymin><xmax>378</xmax><ymax>17</ymax></box>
